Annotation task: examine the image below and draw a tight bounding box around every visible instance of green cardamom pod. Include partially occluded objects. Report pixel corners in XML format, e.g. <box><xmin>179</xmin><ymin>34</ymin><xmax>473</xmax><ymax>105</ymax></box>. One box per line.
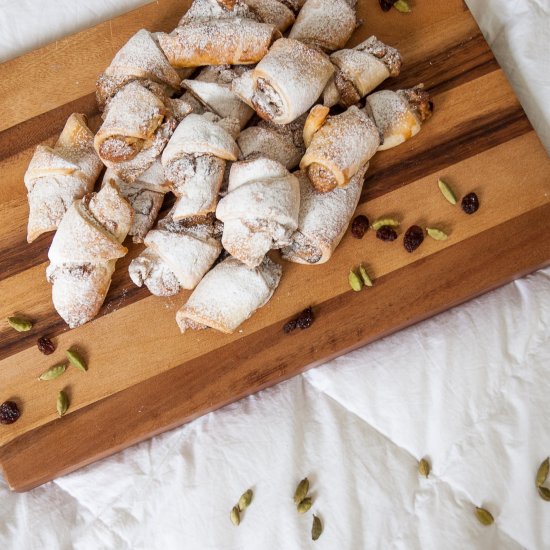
<box><xmin>536</xmin><ymin>457</ymin><xmax>549</xmax><ymax>487</ymax></box>
<box><xmin>39</xmin><ymin>364</ymin><xmax>67</xmax><ymax>381</ymax></box>
<box><xmin>230</xmin><ymin>505</ymin><xmax>240</xmax><ymax>526</ymax></box>
<box><xmin>7</xmin><ymin>316</ymin><xmax>33</xmax><ymax>332</ymax></box>
<box><xmin>298</xmin><ymin>497</ymin><xmax>313</xmax><ymax>514</ymax></box>
<box><xmin>359</xmin><ymin>265</ymin><xmax>374</xmax><ymax>287</ymax></box>
<box><xmin>66</xmin><ymin>349</ymin><xmax>87</xmax><ymax>372</ymax></box>
<box><xmin>238</xmin><ymin>489</ymin><xmax>253</xmax><ymax>511</ymax></box>
<box><xmin>474</xmin><ymin>507</ymin><xmax>494</xmax><ymax>526</ymax></box>
<box><xmin>371</xmin><ymin>218</ymin><xmax>400</xmax><ymax>231</ymax></box>
<box><xmin>418</xmin><ymin>458</ymin><xmax>430</xmax><ymax>478</ymax></box>
<box><xmin>294</xmin><ymin>477</ymin><xmax>310</xmax><ymax>504</ymax></box>
<box><xmin>348</xmin><ymin>270</ymin><xmax>363</xmax><ymax>292</ymax></box>
<box><xmin>426</xmin><ymin>228</ymin><xmax>449</xmax><ymax>241</ymax></box>
<box><xmin>438</xmin><ymin>179</ymin><xmax>457</xmax><ymax>205</ymax></box>
<box><xmin>538</xmin><ymin>486</ymin><xmax>550</xmax><ymax>501</ymax></box>
<box><xmin>311</xmin><ymin>514</ymin><xmax>323</xmax><ymax>541</ymax></box>
<box><xmin>394</xmin><ymin>0</ymin><xmax>411</xmax><ymax>12</ymax></box>
<box><xmin>57</xmin><ymin>390</ymin><xmax>69</xmax><ymax>417</ymax></box>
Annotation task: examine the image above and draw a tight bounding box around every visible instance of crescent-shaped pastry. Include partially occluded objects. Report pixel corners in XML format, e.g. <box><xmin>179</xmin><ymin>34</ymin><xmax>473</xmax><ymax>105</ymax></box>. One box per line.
<box><xmin>102</xmin><ymin>160</ymin><xmax>170</xmax><ymax>243</ymax></box>
<box><xmin>157</xmin><ymin>18</ymin><xmax>280</xmax><ymax>68</ymax></box>
<box><xmin>95</xmin><ymin>81</ymin><xmax>178</xmax><ymax>183</ymax></box>
<box><xmin>46</xmin><ymin>180</ymin><xmax>134</xmax><ymax>328</ymax></box>
<box><xmin>244</xmin><ymin>0</ymin><xmax>295</xmax><ymax>32</ymax></box>
<box><xmin>300</xmin><ymin>105</ymin><xmax>380</xmax><ymax>192</ymax></box>
<box><xmin>175</xmin><ymin>256</ymin><xmax>282</xmax><ymax>333</ymax></box>
<box><xmin>181</xmin><ymin>65</ymin><xmax>255</xmax><ymax>129</ymax></box>
<box><xmin>216</xmin><ymin>158</ymin><xmax>300</xmax><ymax>267</ymax></box>
<box><xmin>180</xmin><ymin>0</ymin><xmax>257</xmax><ymax>22</ymax></box>
<box><xmin>237</xmin><ymin>113</ymin><xmax>307</xmax><ymax>170</ymax></box>
<box><xmin>162</xmin><ymin>113</ymin><xmax>240</xmax><ymax>220</ymax></box>
<box><xmin>25</xmin><ymin>113</ymin><xmax>103</xmax><ymax>243</ymax></box>
<box><xmin>281</xmin><ymin>164</ymin><xmax>367</xmax><ymax>264</ymax></box>
<box><xmin>324</xmin><ymin>36</ymin><xmax>402</xmax><ymax>107</ymax></box>
<box><xmin>365</xmin><ymin>84</ymin><xmax>434</xmax><ymax>151</ymax></box>
<box><xmin>129</xmin><ymin>213</ymin><xmax>223</xmax><ymax>296</ymax></box>
<box><xmin>288</xmin><ymin>0</ymin><xmax>357</xmax><ymax>52</ymax></box>
<box><xmin>232</xmin><ymin>38</ymin><xmax>334</xmax><ymax>125</ymax></box>
<box><xmin>96</xmin><ymin>29</ymin><xmax>184</xmax><ymax>111</ymax></box>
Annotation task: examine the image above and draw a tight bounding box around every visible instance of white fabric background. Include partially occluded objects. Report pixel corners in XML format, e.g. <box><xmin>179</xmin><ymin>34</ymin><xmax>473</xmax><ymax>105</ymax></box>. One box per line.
<box><xmin>1</xmin><ymin>1</ymin><xmax>549</xmax><ymax>549</ymax></box>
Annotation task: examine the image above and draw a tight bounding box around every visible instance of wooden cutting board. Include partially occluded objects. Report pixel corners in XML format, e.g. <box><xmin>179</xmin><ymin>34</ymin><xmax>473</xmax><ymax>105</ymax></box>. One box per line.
<box><xmin>1</xmin><ymin>0</ymin><xmax>549</xmax><ymax>492</ymax></box>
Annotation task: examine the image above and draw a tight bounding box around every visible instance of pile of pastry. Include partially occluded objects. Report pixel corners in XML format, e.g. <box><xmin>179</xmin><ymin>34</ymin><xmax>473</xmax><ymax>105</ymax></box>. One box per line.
<box><xmin>24</xmin><ymin>0</ymin><xmax>432</xmax><ymax>333</ymax></box>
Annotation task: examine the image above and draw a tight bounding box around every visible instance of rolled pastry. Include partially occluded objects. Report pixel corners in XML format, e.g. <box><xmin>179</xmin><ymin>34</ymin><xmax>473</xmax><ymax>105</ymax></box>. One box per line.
<box><xmin>181</xmin><ymin>65</ymin><xmax>255</xmax><ymax>129</ymax></box>
<box><xmin>216</xmin><ymin>158</ymin><xmax>300</xmax><ymax>267</ymax></box>
<box><xmin>102</xmin><ymin>160</ymin><xmax>170</xmax><ymax>243</ymax></box>
<box><xmin>244</xmin><ymin>0</ymin><xmax>295</xmax><ymax>32</ymax></box>
<box><xmin>232</xmin><ymin>38</ymin><xmax>334</xmax><ymax>124</ymax></box>
<box><xmin>176</xmin><ymin>255</ymin><xmax>282</xmax><ymax>333</ymax></box>
<box><xmin>281</xmin><ymin>164</ymin><xmax>367</xmax><ymax>264</ymax></box>
<box><xmin>46</xmin><ymin>180</ymin><xmax>134</xmax><ymax>328</ymax></box>
<box><xmin>365</xmin><ymin>85</ymin><xmax>434</xmax><ymax>151</ymax></box>
<box><xmin>237</xmin><ymin>113</ymin><xmax>307</xmax><ymax>170</ymax></box>
<box><xmin>162</xmin><ymin>113</ymin><xmax>240</xmax><ymax>220</ymax></box>
<box><xmin>95</xmin><ymin>81</ymin><xmax>178</xmax><ymax>183</ymax></box>
<box><xmin>300</xmin><ymin>105</ymin><xmax>380</xmax><ymax>192</ymax></box>
<box><xmin>288</xmin><ymin>0</ymin><xmax>356</xmax><ymax>52</ymax></box>
<box><xmin>25</xmin><ymin>113</ymin><xmax>103</xmax><ymax>243</ymax></box>
<box><xmin>157</xmin><ymin>18</ymin><xmax>280</xmax><ymax>68</ymax></box>
<box><xmin>323</xmin><ymin>36</ymin><xmax>402</xmax><ymax>108</ymax></box>
<box><xmin>96</xmin><ymin>29</ymin><xmax>183</xmax><ymax>111</ymax></box>
<box><xmin>180</xmin><ymin>0</ymin><xmax>257</xmax><ymax>22</ymax></box>
<box><xmin>129</xmin><ymin>213</ymin><xmax>223</xmax><ymax>296</ymax></box>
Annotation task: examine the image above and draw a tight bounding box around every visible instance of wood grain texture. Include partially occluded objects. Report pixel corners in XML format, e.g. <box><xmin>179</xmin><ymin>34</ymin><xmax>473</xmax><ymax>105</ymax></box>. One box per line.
<box><xmin>0</xmin><ymin>0</ymin><xmax>549</xmax><ymax>491</ymax></box>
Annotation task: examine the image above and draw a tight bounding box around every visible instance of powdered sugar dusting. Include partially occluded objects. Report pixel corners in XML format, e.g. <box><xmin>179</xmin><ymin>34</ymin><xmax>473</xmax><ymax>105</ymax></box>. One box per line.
<box><xmin>176</xmin><ymin>255</ymin><xmax>282</xmax><ymax>333</ymax></box>
<box><xmin>251</xmin><ymin>38</ymin><xmax>334</xmax><ymax>124</ymax></box>
<box><xmin>289</xmin><ymin>0</ymin><xmax>356</xmax><ymax>52</ymax></box>
<box><xmin>281</xmin><ymin>164</ymin><xmax>367</xmax><ymax>264</ymax></box>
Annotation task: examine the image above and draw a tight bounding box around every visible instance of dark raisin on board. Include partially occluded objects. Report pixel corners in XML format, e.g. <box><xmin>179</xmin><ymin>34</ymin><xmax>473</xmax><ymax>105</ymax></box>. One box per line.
<box><xmin>284</xmin><ymin>307</ymin><xmax>314</xmax><ymax>333</ymax></box>
<box><xmin>404</xmin><ymin>225</ymin><xmax>425</xmax><ymax>253</ymax></box>
<box><xmin>0</xmin><ymin>401</ymin><xmax>20</xmax><ymax>425</ymax></box>
<box><xmin>461</xmin><ymin>192</ymin><xmax>480</xmax><ymax>214</ymax></box>
<box><xmin>351</xmin><ymin>215</ymin><xmax>370</xmax><ymax>239</ymax></box>
<box><xmin>379</xmin><ymin>0</ymin><xmax>397</xmax><ymax>11</ymax></box>
<box><xmin>37</xmin><ymin>336</ymin><xmax>55</xmax><ymax>355</ymax></box>
<box><xmin>376</xmin><ymin>225</ymin><xmax>398</xmax><ymax>242</ymax></box>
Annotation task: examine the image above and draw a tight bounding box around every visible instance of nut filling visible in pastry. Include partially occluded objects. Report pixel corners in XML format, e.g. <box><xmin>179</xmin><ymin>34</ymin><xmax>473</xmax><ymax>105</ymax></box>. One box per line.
<box><xmin>165</xmin><ymin>154</ymin><xmax>225</xmax><ymax>192</ymax></box>
<box><xmin>252</xmin><ymin>77</ymin><xmax>284</xmax><ymax>120</ymax></box>
<box><xmin>402</xmin><ymin>86</ymin><xmax>434</xmax><ymax>122</ymax></box>
<box><xmin>285</xmin><ymin>231</ymin><xmax>323</xmax><ymax>264</ymax></box>
<box><xmin>99</xmin><ymin>136</ymin><xmax>143</xmax><ymax>162</ymax></box>
<box><xmin>306</xmin><ymin>163</ymin><xmax>339</xmax><ymax>193</ymax></box>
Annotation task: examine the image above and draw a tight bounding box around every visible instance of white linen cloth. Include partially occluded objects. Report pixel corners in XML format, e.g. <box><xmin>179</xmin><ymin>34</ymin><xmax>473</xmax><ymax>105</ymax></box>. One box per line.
<box><xmin>1</xmin><ymin>1</ymin><xmax>549</xmax><ymax>549</ymax></box>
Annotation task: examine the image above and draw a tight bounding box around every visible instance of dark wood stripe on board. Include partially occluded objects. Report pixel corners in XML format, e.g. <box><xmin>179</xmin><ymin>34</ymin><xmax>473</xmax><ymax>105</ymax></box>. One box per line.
<box><xmin>2</xmin><ymin>201</ymin><xmax>550</xmax><ymax>491</ymax></box>
<box><xmin>362</xmin><ymin>103</ymin><xmax>531</xmax><ymax>203</ymax></box>
<box><xmin>0</xmin><ymin>84</ymin><xmax>529</xmax><ymax>285</ymax></box>
<box><xmin>0</xmin><ymin>94</ymin><xmax>98</xmax><ymax>163</ymax></box>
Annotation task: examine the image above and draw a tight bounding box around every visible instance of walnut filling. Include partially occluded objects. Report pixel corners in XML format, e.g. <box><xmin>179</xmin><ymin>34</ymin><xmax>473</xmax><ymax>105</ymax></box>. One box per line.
<box><xmin>99</xmin><ymin>136</ymin><xmax>143</xmax><ymax>162</ymax></box>
<box><xmin>286</xmin><ymin>231</ymin><xmax>322</xmax><ymax>264</ymax></box>
<box><xmin>360</xmin><ymin>36</ymin><xmax>402</xmax><ymax>77</ymax></box>
<box><xmin>252</xmin><ymin>77</ymin><xmax>284</xmax><ymax>120</ymax></box>
<box><xmin>334</xmin><ymin>69</ymin><xmax>361</xmax><ymax>107</ymax></box>
<box><xmin>402</xmin><ymin>85</ymin><xmax>434</xmax><ymax>122</ymax></box>
<box><xmin>307</xmin><ymin>163</ymin><xmax>339</xmax><ymax>193</ymax></box>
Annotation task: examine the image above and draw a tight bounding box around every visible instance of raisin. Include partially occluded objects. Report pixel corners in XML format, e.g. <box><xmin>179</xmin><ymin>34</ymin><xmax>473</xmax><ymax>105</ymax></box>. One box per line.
<box><xmin>379</xmin><ymin>0</ymin><xmax>397</xmax><ymax>11</ymax></box>
<box><xmin>37</xmin><ymin>336</ymin><xmax>55</xmax><ymax>355</ymax></box>
<box><xmin>403</xmin><ymin>225</ymin><xmax>425</xmax><ymax>253</ymax></box>
<box><xmin>461</xmin><ymin>192</ymin><xmax>479</xmax><ymax>214</ymax></box>
<box><xmin>376</xmin><ymin>225</ymin><xmax>398</xmax><ymax>241</ymax></box>
<box><xmin>0</xmin><ymin>401</ymin><xmax>20</xmax><ymax>425</ymax></box>
<box><xmin>284</xmin><ymin>307</ymin><xmax>314</xmax><ymax>333</ymax></box>
<box><xmin>351</xmin><ymin>215</ymin><xmax>370</xmax><ymax>239</ymax></box>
